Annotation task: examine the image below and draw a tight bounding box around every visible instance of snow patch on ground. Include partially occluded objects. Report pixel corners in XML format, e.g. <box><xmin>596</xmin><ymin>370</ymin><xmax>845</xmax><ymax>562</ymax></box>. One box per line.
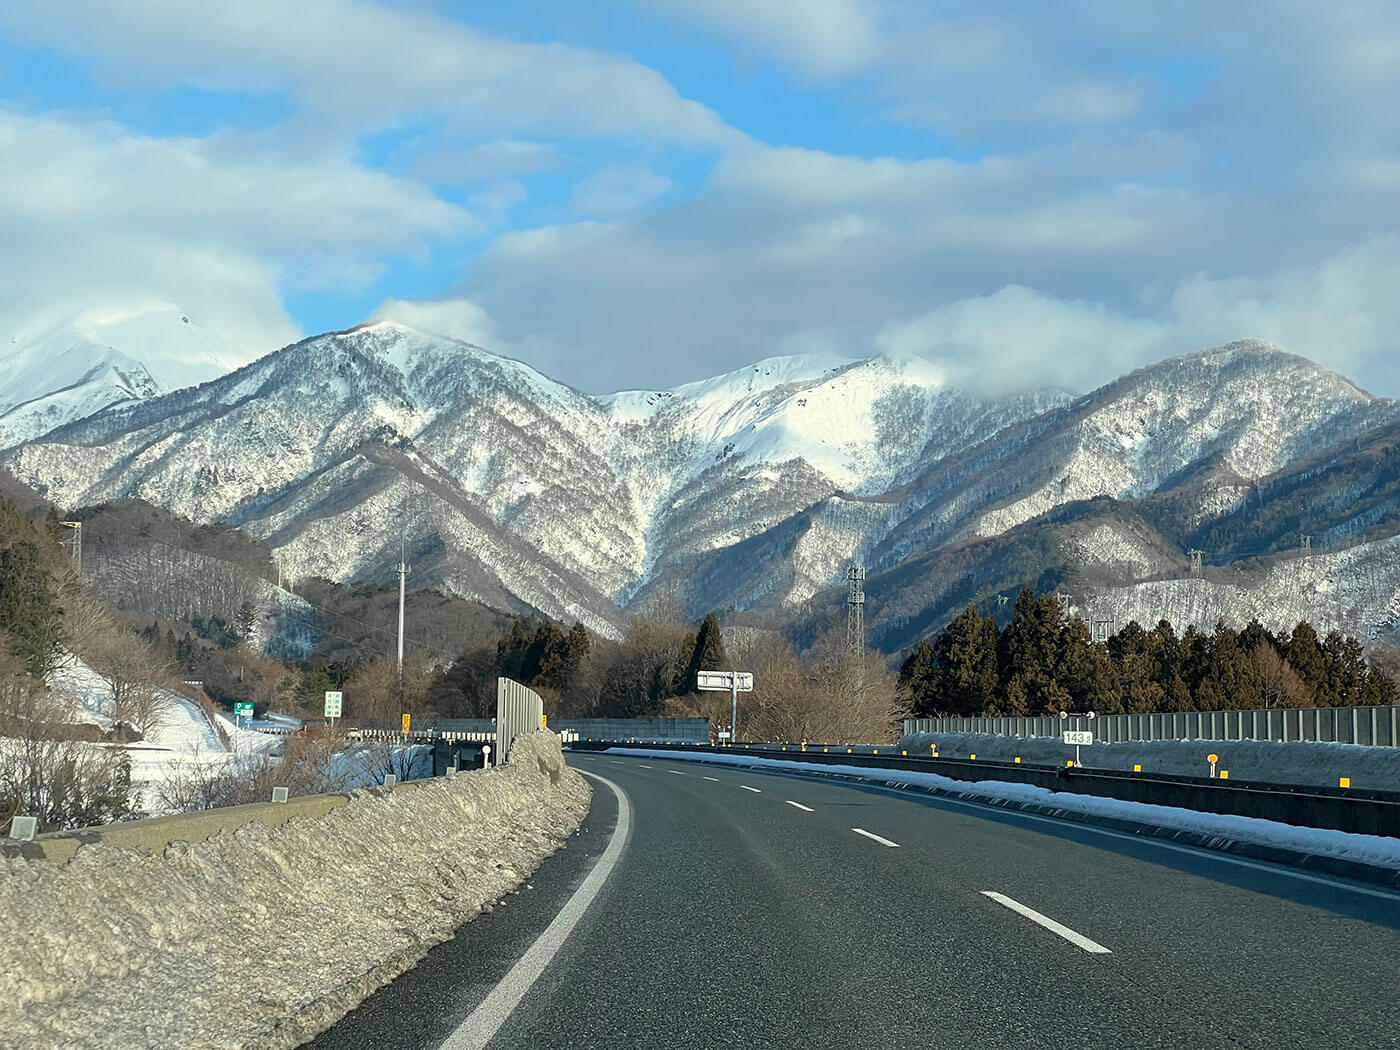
<box><xmin>610</xmin><ymin>748</ymin><xmax>1400</xmax><ymax>872</ymax></box>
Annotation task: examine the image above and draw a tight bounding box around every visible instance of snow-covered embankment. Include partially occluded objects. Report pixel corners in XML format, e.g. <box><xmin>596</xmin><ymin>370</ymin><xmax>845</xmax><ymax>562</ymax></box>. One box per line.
<box><xmin>0</xmin><ymin>731</ymin><xmax>590</xmax><ymax>1050</ymax></box>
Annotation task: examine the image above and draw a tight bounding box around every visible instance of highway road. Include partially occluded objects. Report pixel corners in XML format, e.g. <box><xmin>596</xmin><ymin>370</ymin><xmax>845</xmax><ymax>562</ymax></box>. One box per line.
<box><xmin>306</xmin><ymin>750</ymin><xmax>1400</xmax><ymax>1050</ymax></box>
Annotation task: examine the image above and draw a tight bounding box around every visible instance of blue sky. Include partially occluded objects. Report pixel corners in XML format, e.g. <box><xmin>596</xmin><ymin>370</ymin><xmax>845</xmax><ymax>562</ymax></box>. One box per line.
<box><xmin>1</xmin><ymin>1</ymin><xmax>1399</xmax><ymax>396</ymax></box>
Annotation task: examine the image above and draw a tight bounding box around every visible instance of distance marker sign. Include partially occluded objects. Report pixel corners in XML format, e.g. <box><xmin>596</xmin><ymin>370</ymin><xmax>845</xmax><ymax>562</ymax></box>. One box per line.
<box><xmin>1062</xmin><ymin>730</ymin><xmax>1093</xmax><ymax>746</ymax></box>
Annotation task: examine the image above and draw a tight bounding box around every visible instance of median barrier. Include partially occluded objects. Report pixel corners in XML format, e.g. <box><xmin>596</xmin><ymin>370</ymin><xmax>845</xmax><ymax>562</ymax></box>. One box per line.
<box><xmin>570</xmin><ymin>740</ymin><xmax>1400</xmax><ymax>837</ymax></box>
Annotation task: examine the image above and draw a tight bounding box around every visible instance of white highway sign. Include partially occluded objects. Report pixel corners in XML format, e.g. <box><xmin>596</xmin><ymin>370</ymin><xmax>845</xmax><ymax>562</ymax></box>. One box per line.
<box><xmin>324</xmin><ymin>690</ymin><xmax>343</xmax><ymax>718</ymax></box>
<box><xmin>696</xmin><ymin>671</ymin><xmax>753</xmax><ymax>692</ymax></box>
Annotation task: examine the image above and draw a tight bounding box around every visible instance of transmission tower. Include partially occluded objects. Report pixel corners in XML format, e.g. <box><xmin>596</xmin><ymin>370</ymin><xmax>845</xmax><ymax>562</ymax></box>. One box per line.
<box><xmin>59</xmin><ymin>521</ymin><xmax>82</xmax><ymax>581</ymax></box>
<box><xmin>1090</xmin><ymin>616</ymin><xmax>1116</xmax><ymax>643</ymax></box>
<box><xmin>1300</xmin><ymin>534</ymin><xmax>1311</xmax><ymax>552</ymax></box>
<box><xmin>1188</xmin><ymin>549</ymin><xmax>1204</xmax><ymax>577</ymax></box>
<box><xmin>846</xmin><ymin>565</ymin><xmax>865</xmax><ymax>654</ymax></box>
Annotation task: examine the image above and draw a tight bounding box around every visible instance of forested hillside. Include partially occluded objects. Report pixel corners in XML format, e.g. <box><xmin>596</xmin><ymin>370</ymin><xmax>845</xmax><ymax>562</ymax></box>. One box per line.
<box><xmin>899</xmin><ymin>589</ymin><xmax>1398</xmax><ymax>719</ymax></box>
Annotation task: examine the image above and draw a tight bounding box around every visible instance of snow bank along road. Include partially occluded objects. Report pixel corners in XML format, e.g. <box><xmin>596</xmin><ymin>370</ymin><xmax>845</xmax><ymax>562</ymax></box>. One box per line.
<box><xmin>309</xmin><ymin>751</ymin><xmax>1400</xmax><ymax>1050</ymax></box>
<box><xmin>0</xmin><ymin>733</ymin><xmax>589</xmax><ymax>1050</ymax></box>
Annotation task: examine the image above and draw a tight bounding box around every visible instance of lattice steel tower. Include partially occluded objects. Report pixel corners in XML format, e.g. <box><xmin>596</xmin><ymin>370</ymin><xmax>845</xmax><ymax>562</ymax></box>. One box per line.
<box><xmin>847</xmin><ymin>565</ymin><xmax>865</xmax><ymax>653</ymax></box>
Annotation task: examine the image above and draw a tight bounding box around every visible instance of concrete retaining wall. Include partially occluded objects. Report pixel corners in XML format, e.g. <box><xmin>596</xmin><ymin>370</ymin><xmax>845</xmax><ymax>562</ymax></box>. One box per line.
<box><xmin>0</xmin><ymin>731</ymin><xmax>590</xmax><ymax>1050</ymax></box>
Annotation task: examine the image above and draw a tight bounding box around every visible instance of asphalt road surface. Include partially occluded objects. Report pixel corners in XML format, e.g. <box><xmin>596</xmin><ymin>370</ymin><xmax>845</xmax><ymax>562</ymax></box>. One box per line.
<box><xmin>306</xmin><ymin>750</ymin><xmax>1400</xmax><ymax>1050</ymax></box>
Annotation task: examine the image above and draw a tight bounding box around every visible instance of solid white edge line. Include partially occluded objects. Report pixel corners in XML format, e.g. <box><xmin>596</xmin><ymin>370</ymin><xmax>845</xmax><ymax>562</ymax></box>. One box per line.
<box><xmin>851</xmin><ymin>827</ymin><xmax>900</xmax><ymax>847</ymax></box>
<box><xmin>785</xmin><ymin>801</ymin><xmax>814</xmax><ymax>812</ymax></box>
<box><xmin>740</xmin><ymin>785</ymin><xmax>762</xmax><ymax>793</ymax></box>
<box><xmin>441</xmin><ymin>771</ymin><xmax>632</xmax><ymax>1050</ymax></box>
<box><xmin>981</xmin><ymin>891</ymin><xmax>1111</xmax><ymax>954</ymax></box>
<box><xmin>599</xmin><ymin>748</ymin><xmax>1400</xmax><ymax>904</ymax></box>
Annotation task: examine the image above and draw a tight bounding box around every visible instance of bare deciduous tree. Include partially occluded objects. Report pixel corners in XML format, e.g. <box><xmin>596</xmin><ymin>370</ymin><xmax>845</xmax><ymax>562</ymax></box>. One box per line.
<box><xmin>0</xmin><ymin>655</ymin><xmax>133</xmax><ymax>832</ymax></box>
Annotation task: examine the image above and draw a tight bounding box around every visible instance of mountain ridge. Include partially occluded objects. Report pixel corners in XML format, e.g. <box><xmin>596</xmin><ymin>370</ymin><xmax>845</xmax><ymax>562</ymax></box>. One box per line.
<box><xmin>5</xmin><ymin>323</ymin><xmax>1398</xmax><ymax>649</ymax></box>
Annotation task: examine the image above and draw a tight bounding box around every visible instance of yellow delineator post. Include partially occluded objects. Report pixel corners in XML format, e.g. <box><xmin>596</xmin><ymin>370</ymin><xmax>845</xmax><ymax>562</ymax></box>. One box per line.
<box><xmin>970</xmin><ymin>753</ymin><xmax>976</xmax><ymax>760</ymax></box>
<box><xmin>1340</xmin><ymin>777</ymin><xmax>1351</xmax><ymax>788</ymax></box>
<box><xmin>1219</xmin><ymin>770</ymin><xmax>1229</xmax><ymax>779</ymax></box>
<box><xmin>1134</xmin><ymin>764</ymin><xmax>1142</xmax><ymax>772</ymax></box>
<box><xmin>1014</xmin><ymin>757</ymin><xmax>1021</xmax><ymax>764</ymax></box>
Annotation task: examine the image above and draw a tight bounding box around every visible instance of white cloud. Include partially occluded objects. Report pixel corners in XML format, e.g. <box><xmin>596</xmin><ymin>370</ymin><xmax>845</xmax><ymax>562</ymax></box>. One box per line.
<box><xmin>569</xmin><ymin>165</ymin><xmax>674</xmax><ymax>217</ymax></box>
<box><xmin>876</xmin><ymin>286</ymin><xmax>1164</xmax><ymax>394</ymax></box>
<box><xmin>0</xmin><ymin>0</ymin><xmax>740</xmax><ymax>147</ymax></box>
<box><xmin>410</xmin><ymin>140</ymin><xmax>558</xmax><ymax>182</ymax></box>
<box><xmin>0</xmin><ymin>110</ymin><xmax>472</xmax><ymax>372</ymax></box>
<box><xmin>369</xmin><ymin>297</ymin><xmax>500</xmax><ymax>349</ymax></box>
<box><xmin>639</xmin><ymin>0</ymin><xmax>881</xmax><ymax>76</ymax></box>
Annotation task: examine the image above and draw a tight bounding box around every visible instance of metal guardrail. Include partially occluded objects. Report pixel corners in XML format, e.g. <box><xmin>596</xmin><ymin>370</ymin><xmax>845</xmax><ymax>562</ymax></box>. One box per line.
<box><xmin>905</xmin><ymin>706</ymin><xmax>1400</xmax><ymax>747</ymax></box>
<box><xmin>569</xmin><ymin>741</ymin><xmax>1400</xmax><ymax>838</ymax></box>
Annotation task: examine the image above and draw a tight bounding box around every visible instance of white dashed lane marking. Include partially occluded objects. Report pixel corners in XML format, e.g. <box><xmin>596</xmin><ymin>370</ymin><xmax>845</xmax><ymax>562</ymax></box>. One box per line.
<box><xmin>851</xmin><ymin>828</ymin><xmax>900</xmax><ymax>848</ymax></box>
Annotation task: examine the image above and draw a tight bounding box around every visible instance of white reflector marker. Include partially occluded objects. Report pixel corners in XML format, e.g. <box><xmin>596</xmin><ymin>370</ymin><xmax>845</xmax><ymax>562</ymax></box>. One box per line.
<box><xmin>851</xmin><ymin>828</ymin><xmax>900</xmax><ymax>847</ymax></box>
<box><xmin>981</xmin><ymin>891</ymin><xmax>1111</xmax><ymax>954</ymax></box>
<box><xmin>785</xmin><ymin>801</ymin><xmax>814</xmax><ymax>812</ymax></box>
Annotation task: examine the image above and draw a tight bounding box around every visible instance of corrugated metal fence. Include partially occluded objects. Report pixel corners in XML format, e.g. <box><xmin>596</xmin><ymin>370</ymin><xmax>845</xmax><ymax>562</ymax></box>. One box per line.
<box><xmin>560</xmin><ymin>717</ymin><xmax>710</xmax><ymax>742</ymax></box>
<box><xmin>497</xmin><ymin>678</ymin><xmax>544</xmax><ymax>764</ymax></box>
<box><xmin>905</xmin><ymin>706</ymin><xmax>1400</xmax><ymax>747</ymax></box>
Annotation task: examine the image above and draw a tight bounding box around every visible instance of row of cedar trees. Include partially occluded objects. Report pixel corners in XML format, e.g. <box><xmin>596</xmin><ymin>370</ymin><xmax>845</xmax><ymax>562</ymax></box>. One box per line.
<box><xmin>898</xmin><ymin>588</ymin><xmax>1398</xmax><ymax>718</ymax></box>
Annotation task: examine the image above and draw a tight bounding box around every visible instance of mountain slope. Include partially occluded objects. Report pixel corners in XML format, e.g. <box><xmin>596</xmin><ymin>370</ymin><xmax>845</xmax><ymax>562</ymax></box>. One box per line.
<box><xmin>0</xmin><ymin>302</ymin><xmax>267</xmax><ymax>447</ymax></box>
<box><xmin>2</xmin><ymin>323</ymin><xmax>1061</xmax><ymax>634</ymax></box>
<box><xmin>7</xmin><ymin>328</ymin><xmax>1399</xmax><ymax>649</ymax></box>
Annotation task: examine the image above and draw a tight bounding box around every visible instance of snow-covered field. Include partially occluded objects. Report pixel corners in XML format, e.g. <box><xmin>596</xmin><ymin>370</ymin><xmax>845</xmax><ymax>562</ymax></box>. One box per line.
<box><xmin>34</xmin><ymin>655</ymin><xmax>432</xmax><ymax>818</ymax></box>
<box><xmin>608</xmin><ymin>748</ymin><xmax>1400</xmax><ymax>873</ymax></box>
<box><xmin>47</xmin><ymin>656</ymin><xmax>282</xmax><ymax>813</ymax></box>
<box><xmin>898</xmin><ymin>730</ymin><xmax>1400</xmax><ymax>791</ymax></box>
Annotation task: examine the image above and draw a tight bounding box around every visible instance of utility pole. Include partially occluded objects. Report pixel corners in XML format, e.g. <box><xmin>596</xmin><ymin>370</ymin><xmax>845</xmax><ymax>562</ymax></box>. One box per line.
<box><xmin>846</xmin><ymin>565</ymin><xmax>865</xmax><ymax>654</ymax></box>
<box><xmin>396</xmin><ymin>530</ymin><xmax>409</xmax><ymax>681</ymax></box>
<box><xmin>59</xmin><ymin>521</ymin><xmax>82</xmax><ymax>581</ymax></box>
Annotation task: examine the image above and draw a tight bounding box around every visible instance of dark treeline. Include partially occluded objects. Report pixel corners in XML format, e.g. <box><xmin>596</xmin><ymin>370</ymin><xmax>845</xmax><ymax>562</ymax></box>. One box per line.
<box><xmin>899</xmin><ymin>588</ymin><xmax>1398</xmax><ymax>718</ymax></box>
<box><xmin>420</xmin><ymin>612</ymin><xmax>727</xmax><ymax>720</ymax></box>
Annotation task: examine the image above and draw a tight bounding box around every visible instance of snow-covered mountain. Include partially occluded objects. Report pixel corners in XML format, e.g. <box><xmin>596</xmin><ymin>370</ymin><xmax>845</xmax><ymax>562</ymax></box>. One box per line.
<box><xmin>0</xmin><ymin>303</ymin><xmax>260</xmax><ymax>446</ymax></box>
<box><xmin>5</xmin><ymin>325</ymin><xmax>1398</xmax><ymax>648</ymax></box>
<box><xmin>0</xmin><ymin>339</ymin><xmax>158</xmax><ymax>448</ymax></box>
<box><xmin>0</xmin><ymin>322</ymin><xmax>1060</xmax><ymax>632</ymax></box>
